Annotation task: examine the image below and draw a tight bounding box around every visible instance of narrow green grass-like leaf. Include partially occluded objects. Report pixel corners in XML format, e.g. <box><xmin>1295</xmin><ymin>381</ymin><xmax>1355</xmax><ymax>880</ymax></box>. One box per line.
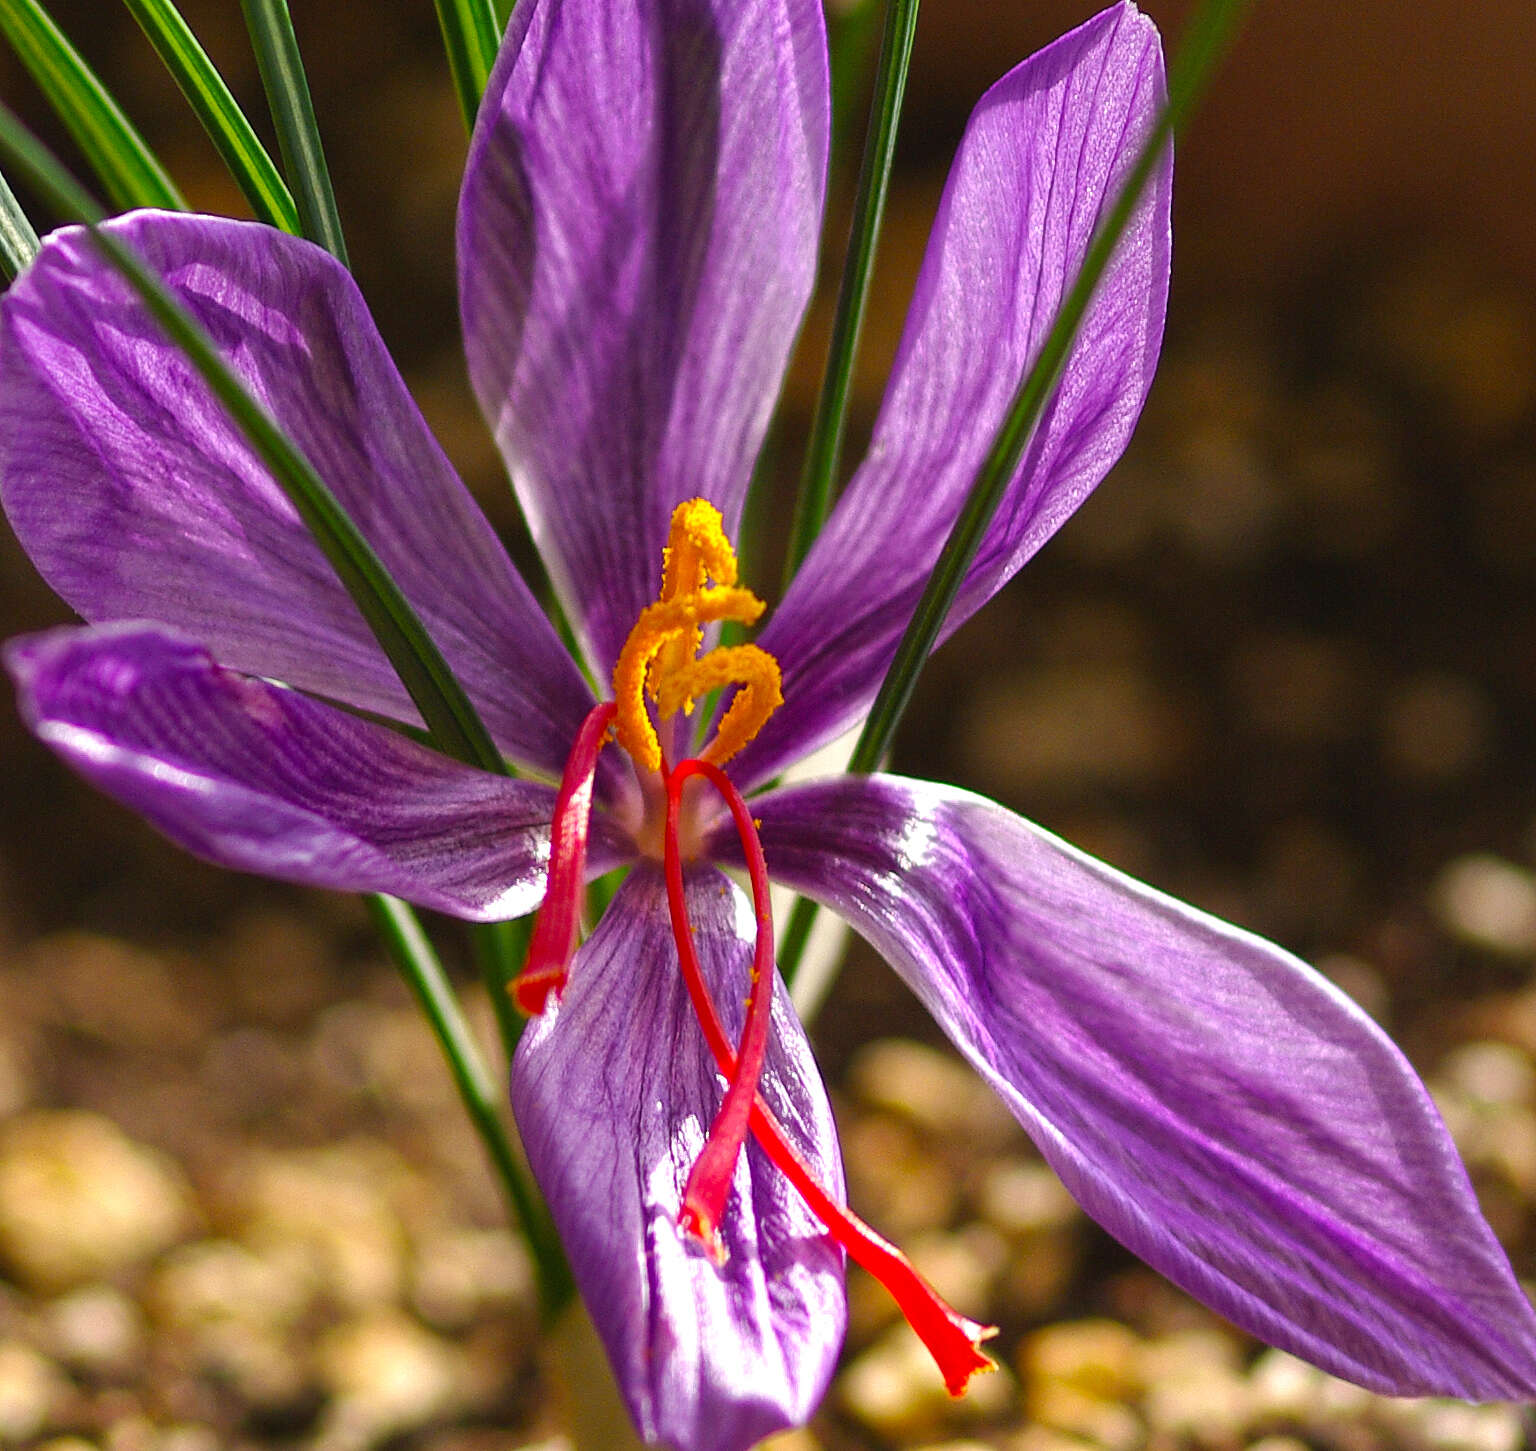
<box><xmin>848</xmin><ymin>0</ymin><xmax>1253</xmax><ymax>779</ymax></box>
<box><xmin>369</xmin><ymin>896</ymin><xmax>572</xmax><ymax>1315</ymax></box>
<box><xmin>239</xmin><ymin>0</ymin><xmax>346</xmax><ymax>263</ymax></box>
<box><xmin>0</xmin><ymin>105</ymin><xmax>505</xmax><ymax>774</ymax></box>
<box><xmin>0</xmin><ymin>0</ymin><xmax>185</xmax><ymax>213</ymax></box>
<box><xmin>473</xmin><ymin>915</ymin><xmax>531</xmax><ymax>1061</ymax></box>
<box><xmin>826</xmin><ymin>0</ymin><xmax>881</xmax><ymax>166</ymax></box>
<box><xmin>776</xmin><ymin>0</ymin><xmax>921</xmax><ymax>986</ymax></box>
<box><xmin>123</xmin><ymin>0</ymin><xmax>300</xmax><ymax>234</ymax></box>
<box><xmin>431</xmin><ymin>0</ymin><xmax>501</xmax><ymax>133</ymax></box>
<box><xmin>0</xmin><ymin>165</ymin><xmax>40</xmax><ymax>279</ymax></box>
<box><xmin>782</xmin><ymin>0</ymin><xmax>919</xmax><ymax>587</ymax></box>
<box><xmin>778</xmin><ymin>895</ymin><xmax>818</xmax><ymax>994</ymax></box>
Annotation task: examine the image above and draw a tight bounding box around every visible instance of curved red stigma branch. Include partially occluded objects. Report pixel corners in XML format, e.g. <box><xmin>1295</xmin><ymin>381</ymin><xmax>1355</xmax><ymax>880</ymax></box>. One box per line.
<box><xmin>510</xmin><ymin>701</ymin><xmax>617</xmax><ymax>1016</ymax></box>
<box><xmin>666</xmin><ymin>757</ymin><xmax>777</xmax><ymax>1265</ymax></box>
<box><xmin>661</xmin><ymin>762</ymin><xmax>996</xmax><ymax>1394</ymax></box>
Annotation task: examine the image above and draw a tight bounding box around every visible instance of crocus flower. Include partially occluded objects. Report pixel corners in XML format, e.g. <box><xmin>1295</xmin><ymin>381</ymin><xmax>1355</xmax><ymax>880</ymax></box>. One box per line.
<box><xmin>3</xmin><ymin>1</ymin><xmax>1535</xmax><ymax>1449</ymax></box>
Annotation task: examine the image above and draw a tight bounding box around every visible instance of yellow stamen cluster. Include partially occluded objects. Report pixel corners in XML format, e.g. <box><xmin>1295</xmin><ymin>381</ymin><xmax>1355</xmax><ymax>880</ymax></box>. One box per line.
<box><xmin>613</xmin><ymin>499</ymin><xmax>782</xmax><ymax>773</ymax></box>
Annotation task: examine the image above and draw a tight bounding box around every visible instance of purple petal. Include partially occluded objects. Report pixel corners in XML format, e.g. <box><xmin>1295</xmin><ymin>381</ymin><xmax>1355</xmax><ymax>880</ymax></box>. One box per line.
<box><xmin>511</xmin><ymin>865</ymin><xmax>845</xmax><ymax>1451</ymax></box>
<box><xmin>6</xmin><ymin>623</ymin><xmax>631</xmax><ymax>918</ymax></box>
<box><xmin>459</xmin><ymin>0</ymin><xmax>828</xmax><ymax>677</ymax></box>
<box><xmin>719</xmin><ymin>774</ymin><xmax>1536</xmax><ymax>1398</ymax></box>
<box><xmin>0</xmin><ymin>212</ymin><xmax>593</xmax><ymax>778</ymax></box>
<box><xmin>734</xmin><ymin>2</ymin><xmax>1170</xmax><ymax>790</ymax></box>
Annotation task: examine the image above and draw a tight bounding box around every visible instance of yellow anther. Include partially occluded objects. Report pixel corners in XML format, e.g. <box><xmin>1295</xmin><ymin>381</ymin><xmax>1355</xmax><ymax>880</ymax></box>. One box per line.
<box><xmin>692</xmin><ymin>645</ymin><xmax>781</xmax><ymax>768</ymax></box>
<box><xmin>660</xmin><ymin>499</ymin><xmax>739</xmax><ymax>600</ymax></box>
<box><xmin>653</xmin><ymin>499</ymin><xmax>739</xmax><ymax>692</ymax></box>
<box><xmin>612</xmin><ymin>500</ymin><xmax>782</xmax><ymax>774</ymax></box>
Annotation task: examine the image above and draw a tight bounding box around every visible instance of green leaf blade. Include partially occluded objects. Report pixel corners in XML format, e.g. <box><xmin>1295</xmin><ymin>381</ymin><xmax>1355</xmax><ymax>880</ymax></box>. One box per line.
<box><xmin>431</xmin><ymin>0</ymin><xmax>501</xmax><ymax>134</ymax></box>
<box><xmin>122</xmin><ymin>0</ymin><xmax>301</xmax><ymax>234</ymax></box>
<box><xmin>0</xmin><ymin>0</ymin><xmax>185</xmax><ymax>213</ymax></box>
<box><xmin>0</xmin><ymin>164</ymin><xmax>40</xmax><ymax>279</ymax></box>
<box><xmin>783</xmin><ymin>0</ymin><xmax>920</xmax><ymax>587</ymax></box>
<box><xmin>368</xmin><ymin>894</ymin><xmax>572</xmax><ymax>1316</ymax></box>
<box><xmin>238</xmin><ymin>0</ymin><xmax>347</xmax><ymax>263</ymax></box>
<box><xmin>848</xmin><ymin>0</ymin><xmax>1253</xmax><ymax>778</ymax></box>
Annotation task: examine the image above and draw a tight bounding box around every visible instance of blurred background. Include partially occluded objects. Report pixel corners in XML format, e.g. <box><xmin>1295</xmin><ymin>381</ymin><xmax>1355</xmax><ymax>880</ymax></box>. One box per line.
<box><xmin>1</xmin><ymin>2</ymin><xmax>1536</xmax><ymax>1448</ymax></box>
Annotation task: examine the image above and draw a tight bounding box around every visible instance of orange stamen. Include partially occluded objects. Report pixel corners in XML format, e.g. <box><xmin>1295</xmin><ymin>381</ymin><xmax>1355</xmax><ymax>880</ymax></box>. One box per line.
<box><xmin>612</xmin><ymin>500</ymin><xmax>782</xmax><ymax>772</ymax></box>
<box><xmin>655</xmin><ymin>497</ymin><xmax>740</xmax><ymax>687</ymax></box>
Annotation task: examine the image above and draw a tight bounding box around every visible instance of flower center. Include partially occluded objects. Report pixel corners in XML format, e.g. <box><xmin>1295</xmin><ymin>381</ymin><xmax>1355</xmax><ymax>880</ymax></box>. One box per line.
<box><xmin>510</xmin><ymin>501</ymin><xmax>996</xmax><ymax>1393</ymax></box>
<box><xmin>611</xmin><ymin>498</ymin><xmax>782</xmax><ymax>775</ymax></box>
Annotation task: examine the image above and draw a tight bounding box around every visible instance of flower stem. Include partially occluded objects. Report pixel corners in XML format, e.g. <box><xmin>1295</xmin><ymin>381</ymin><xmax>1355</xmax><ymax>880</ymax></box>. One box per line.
<box><xmin>239</xmin><ymin>0</ymin><xmax>348</xmax><ymax>265</ymax></box>
<box><xmin>473</xmin><ymin>917</ymin><xmax>530</xmax><ymax>1066</ymax></box>
<box><xmin>783</xmin><ymin>0</ymin><xmax>920</xmax><ymax>587</ymax></box>
<box><xmin>368</xmin><ymin>895</ymin><xmax>573</xmax><ymax>1316</ymax></box>
<box><xmin>849</xmin><ymin>0</ymin><xmax>1253</xmax><ymax>778</ymax></box>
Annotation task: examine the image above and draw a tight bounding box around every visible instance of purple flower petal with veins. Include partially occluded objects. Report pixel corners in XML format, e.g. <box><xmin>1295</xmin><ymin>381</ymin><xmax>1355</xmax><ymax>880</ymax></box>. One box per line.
<box><xmin>459</xmin><ymin>0</ymin><xmax>828</xmax><ymax>677</ymax></box>
<box><xmin>733</xmin><ymin>1</ymin><xmax>1171</xmax><ymax>790</ymax></box>
<box><xmin>513</xmin><ymin>865</ymin><xmax>845</xmax><ymax>1451</ymax></box>
<box><xmin>720</xmin><ymin>775</ymin><xmax>1536</xmax><ymax>1399</ymax></box>
<box><xmin>5</xmin><ymin>623</ymin><xmax>628</xmax><ymax>920</ymax></box>
<box><xmin>0</xmin><ymin>211</ymin><xmax>593</xmax><ymax>779</ymax></box>
<box><xmin>5</xmin><ymin>1</ymin><xmax>1535</xmax><ymax>1447</ymax></box>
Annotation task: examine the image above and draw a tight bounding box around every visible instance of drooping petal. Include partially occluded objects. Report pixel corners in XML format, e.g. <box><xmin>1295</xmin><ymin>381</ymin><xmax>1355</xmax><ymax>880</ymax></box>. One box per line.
<box><xmin>6</xmin><ymin>623</ymin><xmax>631</xmax><ymax>919</ymax></box>
<box><xmin>0</xmin><ymin>211</ymin><xmax>593</xmax><ymax>778</ymax></box>
<box><xmin>511</xmin><ymin>865</ymin><xmax>845</xmax><ymax>1451</ymax></box>
<box><xmin>719</xmin><ymin>774</ymin><xmax>1536</xmax><ymax>1398</ymax></box>
<box><xmin>734</xmin><ymin>2</ymin><xmax>1170</xmax><ymax>790</ymax></box>
<box><xmin>459</xmin><ymin>0</ymin><xmax>829</xmax><ymax>677</ymax></box>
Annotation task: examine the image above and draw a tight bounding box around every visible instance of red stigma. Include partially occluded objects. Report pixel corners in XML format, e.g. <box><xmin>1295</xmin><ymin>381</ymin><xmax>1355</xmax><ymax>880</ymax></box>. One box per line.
<box><xmin>665</xmin><ymin>757</ymin><xmax>776</xmax><ymax>1265</ymax></box>
<box><xmin>661</xmin><ymin>757</ymin><xmax>997</xmax><ymax>1393</ymax></box>
<box><xmin>510</xmin><ymin>701</ymin><xmax>617</xmax><ymax>1016</ymax></box>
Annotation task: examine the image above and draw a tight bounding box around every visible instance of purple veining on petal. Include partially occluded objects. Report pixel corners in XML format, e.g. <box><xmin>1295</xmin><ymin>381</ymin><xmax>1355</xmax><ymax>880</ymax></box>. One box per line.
<box><xmin>0</xmin><ymin>211</ymin><xmax>593</xmax><ymax>779</ymax></box>
<box><xmin>714</xmin><ymin>773</ymin><xmax>1536</xmax><ymax>1398</ymax></box>
<box><xmin>732</xmin><ymin>2</ymin><xmax>1171</xmax><ymax>791</ymax></box>
<box><xmin>511</xmin><ymin>864</ymin><xmax>845</xmax><ymax>1451</ymax></box>
<box><xmin>7</xmin><ymin>623</ymin><xmax>632</xmax><ymax>919</ymax></box>
<box><xmin>459</xmin><ymin>0</ymin><xmax>828</xmax><ymax>678</ymax></box>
